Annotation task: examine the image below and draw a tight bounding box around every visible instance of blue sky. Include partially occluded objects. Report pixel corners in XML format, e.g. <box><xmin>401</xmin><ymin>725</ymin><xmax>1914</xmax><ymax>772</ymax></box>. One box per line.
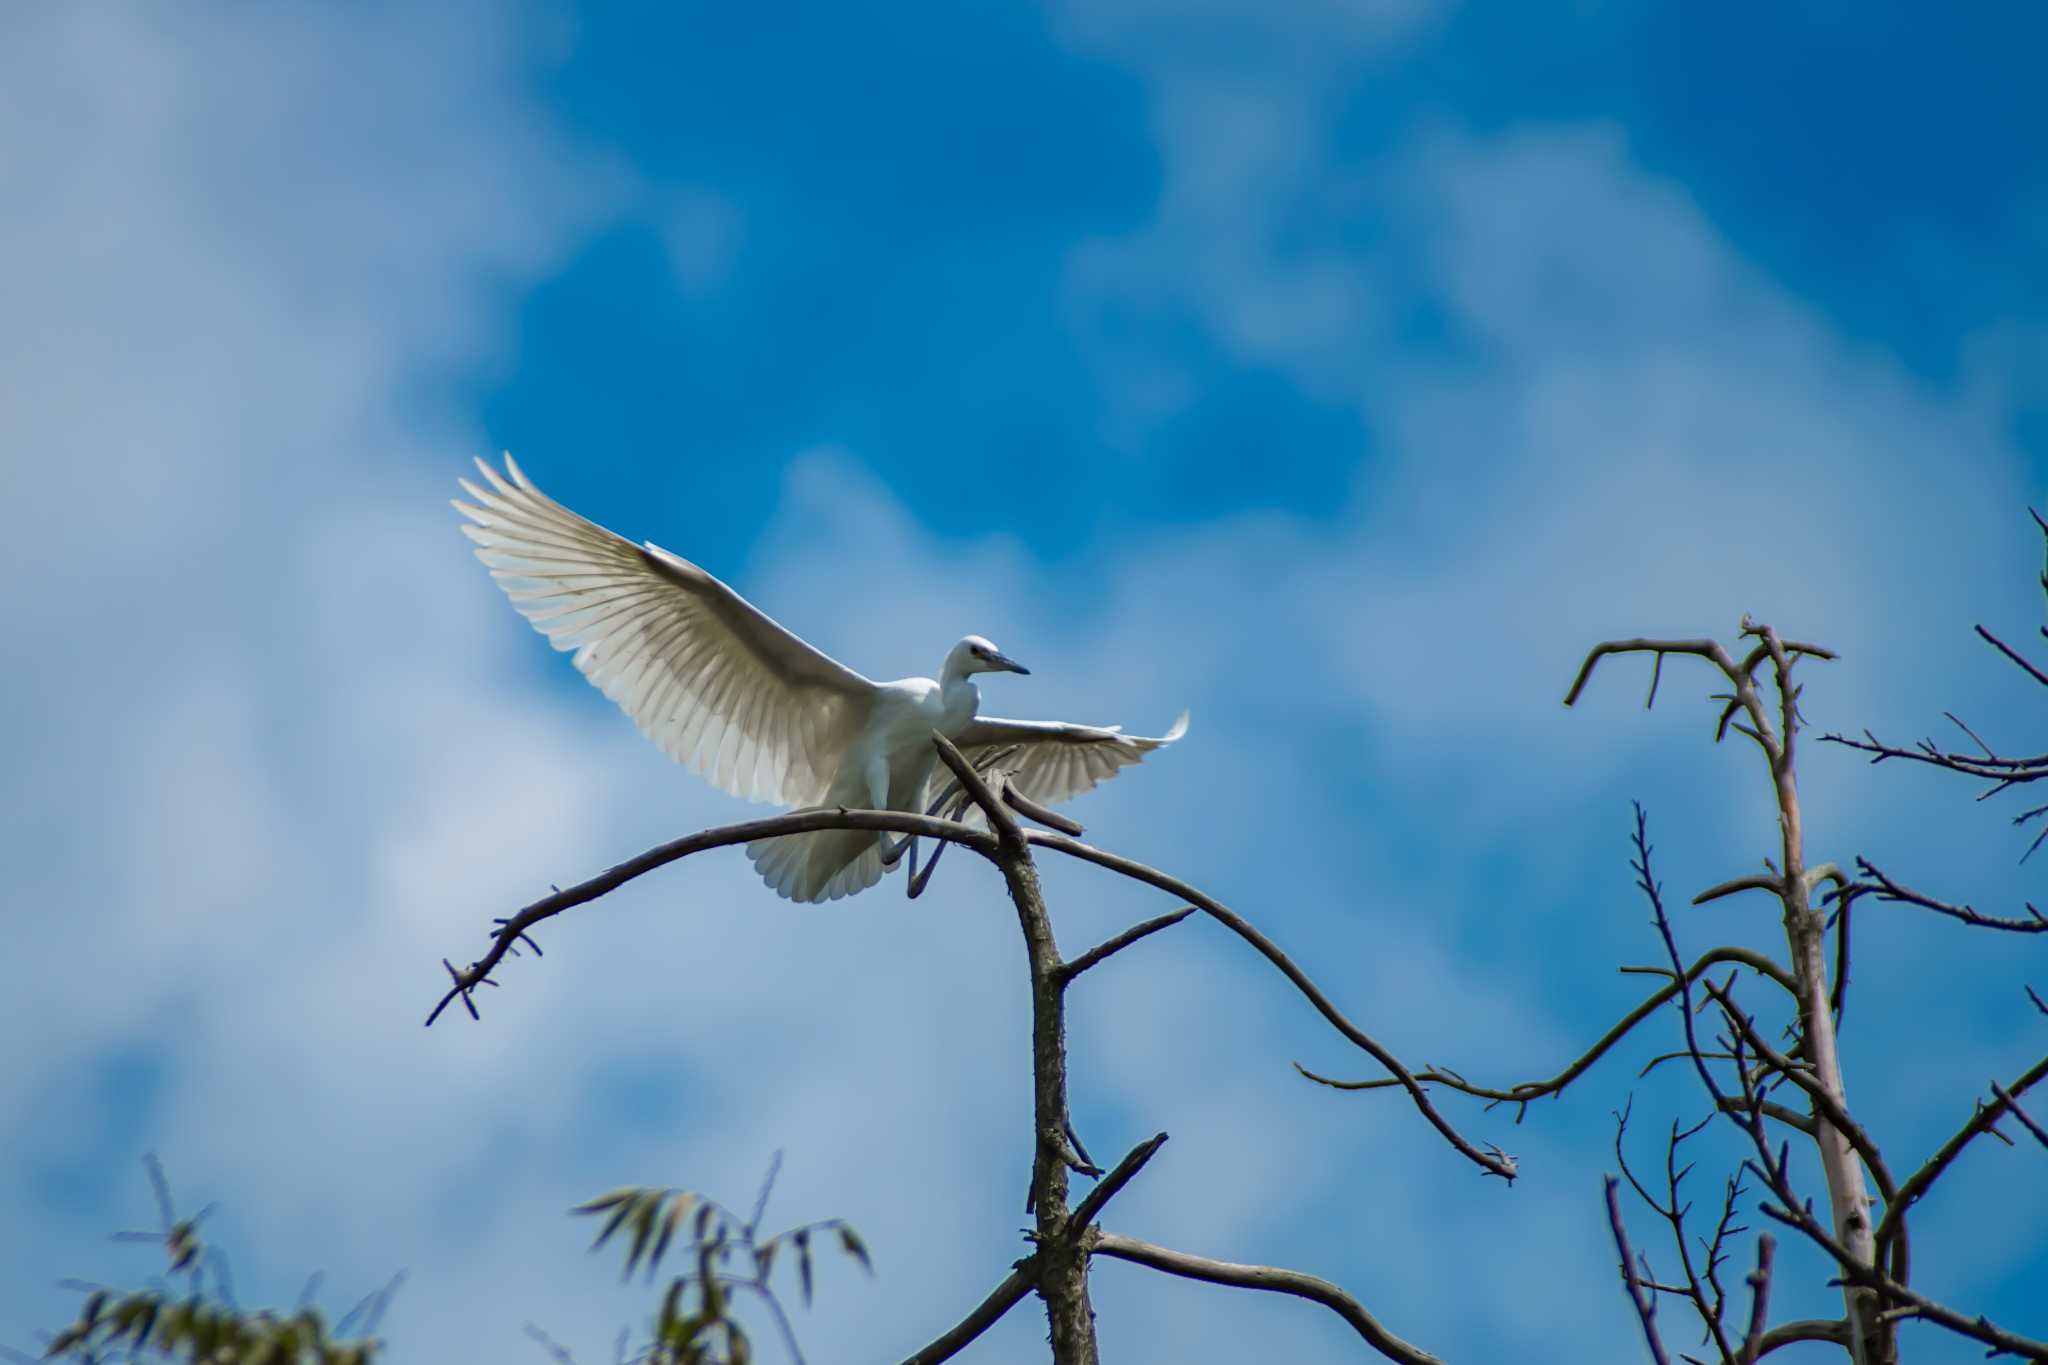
<box><xmin>3</xmin><ymin>3</ymin><xmax>2045</xmax><ymax>1362</ymax></box>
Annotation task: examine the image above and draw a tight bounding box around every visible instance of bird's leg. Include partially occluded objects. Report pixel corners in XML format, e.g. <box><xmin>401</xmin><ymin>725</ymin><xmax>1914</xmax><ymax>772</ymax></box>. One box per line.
<box><xmin>864</xmin><ymin>753</ymin><xmax>916</xmax><ymax>866</ymax></box>
<box><xmin>908</xmin><ymin>787</ymin><xmax>978</xmax><ymax>899</ymax></box>
<box><xmin>908</xmin><ymin>836</ymin><xmax>945</xmax><ymax>898</ymax></box>
<box><xmin>880</xmin><ymin>834</ymin><xmax>912</xmax><ymax>868</ymax></box>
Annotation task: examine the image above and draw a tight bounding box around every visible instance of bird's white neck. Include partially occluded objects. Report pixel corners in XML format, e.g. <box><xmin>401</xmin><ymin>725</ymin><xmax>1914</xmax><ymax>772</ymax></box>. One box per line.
<box><xmin>939</xmin><ymin>656</ymin><xmax>981</xmax><ymax>725</ymax></box>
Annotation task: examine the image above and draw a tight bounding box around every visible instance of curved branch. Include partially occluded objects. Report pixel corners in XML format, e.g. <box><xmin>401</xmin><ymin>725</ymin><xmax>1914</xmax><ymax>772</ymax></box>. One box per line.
<box><xmin>897</xmin><ymin>1267</ymin><xmax>1033</xmax><ymax>1365</ymax></box>
<box><xmin>1292</xmin><ymin>947</ymin><xmax>1795</xmax><ymax>1117</ymax></box>
<box><xmin>1090</xmin><ymin>1231</ymin><xmax>1446</xmax><ymax>1365</ymax></box>
<box><xmin>425</xmin><ymin>808</ymin><xmax>995</xmax><ymax>1025</ymax></box>
<box><xmin>1025</xmin><ymin>830</ymin><xmax>1517</xmax><ymax>1181</ymax></box>
<box><xmin>1755</xmin><ymin>1319</ymin><xmax>1848</xmax><ymax>1357</ymax></box>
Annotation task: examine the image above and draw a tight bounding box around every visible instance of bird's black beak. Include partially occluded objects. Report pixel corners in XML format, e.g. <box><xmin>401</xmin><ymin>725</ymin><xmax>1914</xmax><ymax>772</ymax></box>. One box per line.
<box><xmin>992</xmin><ymin>653</ymin><xmax>1030</xmax><ymax>675</ymax></box>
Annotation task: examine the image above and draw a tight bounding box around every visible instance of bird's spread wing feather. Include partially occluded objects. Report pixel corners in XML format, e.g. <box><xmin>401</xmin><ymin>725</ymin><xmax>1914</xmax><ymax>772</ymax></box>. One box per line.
<box><xmin>454</xmin><ymin>455</ymin><xmax>875</xmax><ymax>805</ymax></box>
<box><xmin>941</xmin><ymin>712</ymin><xmax>1189</xmax><ymax>810</ymax></box>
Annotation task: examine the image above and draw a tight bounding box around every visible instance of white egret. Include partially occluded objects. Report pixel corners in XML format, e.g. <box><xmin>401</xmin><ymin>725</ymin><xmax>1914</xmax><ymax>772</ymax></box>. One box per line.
<box><xmin>454</xmin><ymin>456</ymin><xmax>1187</xmax><ymax>903</ymax></box>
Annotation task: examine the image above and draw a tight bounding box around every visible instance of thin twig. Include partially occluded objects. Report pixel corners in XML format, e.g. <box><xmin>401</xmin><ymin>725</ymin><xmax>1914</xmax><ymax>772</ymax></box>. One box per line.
<box><xmin>427</xmin><ymin>807</ymin><xmax>995</xmax><ymax>1025</ymax></box>
<box><xmin>1876</xmin><ymin>1051</ymin><xmax>2048</xmax><ymax>1259</ymax></box>
<box><xmin>1292</xmin><ymin>947</ymin><xmax>1795</xmax><ymax>1117</ymax></box>
<box><xmin>1024</xmin><ymin>829</ymin><xmax>1516</xmax><ymax>1180</ymax></box>
<box><xmin>1604</xmin><ymin>1176</ymin><xmax>1673</xmax><ymax>1365</ymax></box>
<box><xmin>1989</xmin><ymin>1082</ymin><xmax>2048</xmax><ymax>1152</ymax></box>
<box><xmin>1055</xmin><ymin>910</ymin><xmax>1197</xmax><ymax>985</ymax></box>
<box><xmin>1852</xmin><ymin>860</ymin><xmax>2048</xmax><ymax>934</ymax></box>
<box><xmin>1070</xmin><ymin>1133</ymin><xmax>1170</xmax><ymax>1230</ymax></box>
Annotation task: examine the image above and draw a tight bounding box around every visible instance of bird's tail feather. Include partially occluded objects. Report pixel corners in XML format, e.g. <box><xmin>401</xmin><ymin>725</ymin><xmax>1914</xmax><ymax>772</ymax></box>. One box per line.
<box><xmin>745</xmin><ymin>821</ymin><xmax>889</xmax><ymax>904</ymax></box>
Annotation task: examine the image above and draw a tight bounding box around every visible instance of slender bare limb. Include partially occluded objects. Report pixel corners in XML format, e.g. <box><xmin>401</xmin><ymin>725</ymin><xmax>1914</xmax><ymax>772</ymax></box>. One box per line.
<box><xmin>1991</xmin><ymin>1083</ymin><xmax>2048</xmax><ymax>1151</ymax></box>
<box><xmin>1090</xmin><ymin>1232</ymin><xmax>1447</xmax><ymax>1365</ymax></box>
<box><xmin>1851</xmin><ymin>860</ymin><xmax>2048</xmax><ymax>933</ymax></box>
<box><xmin>897</xmin><ymin>1267</ymin><xmax>1033</xmax><ymax>1365</ymax></box>
<box><xmin>1070</xmin><ymin>1133</ymin><xmax>1169</xmax><ymax>1230</ymax></box>
<box><xmin>1698</xmin><ymin>980</ymin><xmax>1900</xmax><ymax>1216</ymax></box>
<box><xmin>1055</xmin><ymin>909</ymin><xmax>1197</xmax><ymax>986</ymax></box>
<box><xmin>1754</xmin><ymin>1319</ymin><xmax>1848</xmax><ymax>1357</ymax></box>
<box><xmin>900</xmin><ymin>1137</ymin><xmax>1175</xmax><ymax>1363</ymax></box>
<box><xmin>1696</xmin><ymin>875</ymin><xmax>1784</xmax><ymax>907</ymax></box>
<box><xmin>425</xmin><ymin>807</ymin><xmax>993</xmax><ymax>1025</ymax></box>
<box><xmin>1610</xmin><ymin>1102</ymin><xmax>1738</xmax><ymax>1364</ymax></box>
<box><xmin>1001</xmin><ymin>783</ymin><xmax>1085</xmax><ymax>837</ymax></box>
<box><xmin>1293</xmin><ymin>947</ymin><xmax>1796</xmax><ymax>1117</ymax></box>
<box><xmin>1603</xmin><ymin>1176</ymin><xmax>1674</xmax><ymax>1365</ymax></box>
<box><xmin>1877</xmin><ymin>1051</ymin><xmax>2048</xmax><ymax>1258</ymax></box>
<box><xmin>1976</xmin><ymin>623</ymin><xmax>2048</xmax><ymax>690</ymax></box>
<box><xmin>1023</xmin><ymin>829</ymin><xmax>1516</xmax><ymax>1180</ymax></box>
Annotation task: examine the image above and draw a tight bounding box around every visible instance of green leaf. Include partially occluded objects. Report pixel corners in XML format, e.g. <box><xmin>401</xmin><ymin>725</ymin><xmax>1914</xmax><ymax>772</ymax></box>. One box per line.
<box><xmin>572</xmin><ymin>1187</ymin><xmax>642</xmax><ymax>1216</ymax></box>
<box><xmin>626</xmin><ymin>1197</ymin><xmax>661</xmax><ymax>1279</ymax></box>
<box><xmin>590</xmin><ymin>1194</ymin><xmax>643</xmax><ymax>1253</ymax></box>
<box><xmin>651</xmin><ymin>1194</ymin><xmax>691</xmax><ymax>1274</ymax></box>
<box><xmin>836</xmin><ymin>1224</ymin><xmax>873</xmax><ymax>1274</ymax></box>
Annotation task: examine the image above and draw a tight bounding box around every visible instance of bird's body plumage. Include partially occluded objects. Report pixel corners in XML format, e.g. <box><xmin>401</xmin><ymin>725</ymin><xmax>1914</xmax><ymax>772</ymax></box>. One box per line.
<box><xmin>455</xmin><ymin>455</ymin><xmax>1184</xmax><ymax>902</ymax></box>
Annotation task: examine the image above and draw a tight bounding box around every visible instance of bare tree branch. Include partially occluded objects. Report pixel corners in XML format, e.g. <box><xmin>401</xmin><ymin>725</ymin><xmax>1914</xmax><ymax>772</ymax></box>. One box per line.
<box><xmin>1023</xmin><ymin>829</ymin><xmax>1517</xmax><ymax>1180</ymax></box>
<box><xmin>1695</xmin><ymin>875</ymin><xmax>1784</xmax><ymax>907</ymax></box>
<box><xmin>1735</xmin><ymin>1236</ymin><xmax>1777</xmax><ymax>1365</ymax></box>
<box><xmin>1603</xmin><ymin>1175</ymin><xmax>1674</xmax><ymax>1365</ymax></box>
<box><xmin>425</xmin><ymin>807</ymin><xmax>994</xmax><ymax>1025</ymax></box>
<box><xmin>1851</xmin><ymin>860</ymin><xmax>2048</xmax><ymax>934</ymax></box>
<box><xmin>1878</xmin><ymin>1051</ymin><xmax>2048</xmax><ymax>1260</ymax></box>
<box><xmin>1754</xmin><ymin>1318</ymin><xmax>1847</xmax><ymax>1358</ymax></box>
<box><xmin>1000</xmin><ymin>782</ymin><xmax>1085</xmax><ymax>837</ymax></box>
<box><xmin>1089</xmin><ymin>1231</ymin><xmax>1447</xmax><ymax>1365</ymax></box>
<box><xmin>1294</xmin><ymin>947</ymin><xmax>1796</xmax><ymax>1119</ymax></box>
<box><xmin>1054</xmin><ymin>909</ymin><xmax>1197</xmax><ymax>986</ymax></box>
<box><xmin>1575</xmin><ymin>623</ymin><xmax>1888</xmax><ymax>1363</ymax></box>
<box><xmin>1069</xmin><ymin>1134</ymin><xmax>1170</xmax><ymax>1231</ymax></box>
<box><xmin>1991</xmin><ymin>1083</ymin><xmax>2048</xmax><ymax>1152</ymax></box>
<box><xmin>897</xmin><ymin>1267</ymin><xmax>1033</xmax><ymax>1365</ymax></box>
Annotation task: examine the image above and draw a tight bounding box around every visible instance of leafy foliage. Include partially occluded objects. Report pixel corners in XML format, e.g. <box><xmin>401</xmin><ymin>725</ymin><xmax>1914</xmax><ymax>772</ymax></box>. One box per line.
<box><xmin>569</xmin><ymin>1156</ymin><xmax>872</xmax><ymax>1365</ymax></box>
<box><xmin>34</xmin><ymin>1158</ymin><xmax>390</xmax><ymax>1365</ymax></box>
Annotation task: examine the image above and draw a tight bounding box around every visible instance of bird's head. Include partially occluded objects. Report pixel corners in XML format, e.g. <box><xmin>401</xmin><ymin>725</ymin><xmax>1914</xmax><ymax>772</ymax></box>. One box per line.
<box><xmin>952</xmin><ymin>634</ymin><xmax>1030</xmax><ymax>677</ymax></box>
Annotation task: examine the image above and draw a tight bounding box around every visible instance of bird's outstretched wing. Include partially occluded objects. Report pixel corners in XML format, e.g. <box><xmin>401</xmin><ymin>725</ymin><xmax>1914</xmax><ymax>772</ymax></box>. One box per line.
<box><xmin>455</xmin><ymin>455</ymin><xmax>876</xmax><ymax>806</ymax></box>
<box><xmin>942</xmin><ymin>713</ymin><xmax>1189</xmax><ymax>810</ymax></box>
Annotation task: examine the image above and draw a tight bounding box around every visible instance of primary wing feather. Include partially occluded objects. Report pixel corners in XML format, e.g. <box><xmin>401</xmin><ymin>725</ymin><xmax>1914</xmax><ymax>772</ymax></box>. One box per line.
<box><xmin>943</xmin><ymin>712</ymin><xmax>1189</xmax><ymax>808</ymax></box>
<box><xmin>455</xmin><ymin>455</ymin><xmax>875</xmax><ymax>805</ymax></box>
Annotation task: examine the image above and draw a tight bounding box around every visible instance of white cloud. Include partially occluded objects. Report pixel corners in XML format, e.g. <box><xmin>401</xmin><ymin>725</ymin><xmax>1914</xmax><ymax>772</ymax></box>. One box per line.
<box><xmin>5</xmin><ymin>2</ymin><xmax>2045</xmax><ymax>1363</ymax></box>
